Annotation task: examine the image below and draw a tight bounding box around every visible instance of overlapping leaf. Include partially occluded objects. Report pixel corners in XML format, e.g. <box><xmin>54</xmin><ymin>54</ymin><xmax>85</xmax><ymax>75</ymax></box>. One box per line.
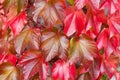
<box><xmin>0</xmin><ymin>62</ymin><xmax>20</xmax><ymax>80</ymax></box>
<box><xmin>108</xmin><ymin>11</ymin><xmax>120</xmax><ymax>37</ymax></box>
<box><xmin>18</xmin><ymin>50</ymin><xmax>48</xmax><ymax>80</ymax></box>
<box><xmin>0</xmin><ymin>53</ymin><xmax>17</xmax><ymax>65</ymax></box>
<box><xmin>33</xmin><ymin>0</ymin><xmax>65</xmax><ymax>28</ymax></box>
<box><xmin>69</xmin><ymin>34</ymin><xmax>98</xmax><ymax>64</ymax></box>
<box><xmin>41</xmin><ymin>30</ymin><xmax>69</xmax><ymax>61</ymax></box>
<box><xmin>100</xmin><ymin>0</ymin><xmax>120</xmax><ymax>15</ymax></box>
<box><xmin>52</xmin><ymin>59</ymin><xmax>76</xmax><ymax>80</ymax></box>
<box><xmin>64</xmin><ymin>8</ymin><xmax>86</xmax><ymax>36</ymax></box>
<box><xmin>14</xmin><ymin>28</ymin><xmax>40</xmax><ymax>54</ymax></box>
<box><xmin>97</xmin><ymin>28</ymin><xmax>113</xmax><ymax>58</ymax></box>
<box><xmin>3</xmin><ymin>0</ymin><xmax>27</xmax><ymax>14</ymax></box>
<box><xmin>2</xmin><ymin>11</ymin><xmax>27</xmax><ymax>36</ymax></box>
<box><xmin>75</xmin><ymin>0</ymin><xmax>101</xmax><ymax>10</ymax></box>
<box><xmin>100</xmin><ymin>54</ymin><xmax>119</xmax><ymax>79</ymax></box>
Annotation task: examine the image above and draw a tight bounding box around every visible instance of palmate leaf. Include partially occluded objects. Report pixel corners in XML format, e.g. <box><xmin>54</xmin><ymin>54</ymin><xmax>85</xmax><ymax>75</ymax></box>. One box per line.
<box><xmin>0</xmin><ymin>62</ymin><xmax>20</xmax><ymax>80</ymax></box>
<box><xmin>69</xmin><ymin>34</ymin><xmax>98</xmax><ymax>64</ymax></box>
<box><xmin>18</xmin><ymin>50</ymin><xmax>48</xmax><ymax>80</ymax></box>
<box><xmin>2</xmin><ymin>11</ymin><xmax>27</xmax><ymax>36</ymax></box>
<box><xmin>64</xmin><ymin>8</ymin><xmax>86</xmax><ymax>37</ymax></box>
<box><xmin>33</xmin><ymin>0</ymin><xmax>66</xmax><ymax>28</ymax></box>
<box><xmin>100</xmin><ymin>54</ymin><xmax>119</xmax><ymax>79</ymax></box>
<box><xmin>100</xmin><ymin>0</ymin><xmax>120</xmax><ymax>15</ymax></box>
<box><xmin>75</xmin><ymin>0</ymin><xmax>101</xmax><ymax>10</ymax></box>
<box><xmin>14</xmin><ymin>28</ymin><xmax>40</xmax><ymax>54</ymax></box>
<box><xmin>52</xmin><ymin>59</ymin><xmax>76</xmax><ymax>80</ymax></box>
<box><xmin>3</xmin><ymin>0</ymin><xmax>27</xmax><ymax>14</ymax></box>
<box><xmin>108</xmin><ymin>11</ymin><xmax>120</xmax><ymax>37</ymax></box>
<box><xmin>97</xmin><ymin>28</ymin><xmax>113</xmax><ymax>58</ymax></box>
<box><xmin>41</xmin><ymin>29</ymin><xmax>69</xmax><ymax>61</ymax></box>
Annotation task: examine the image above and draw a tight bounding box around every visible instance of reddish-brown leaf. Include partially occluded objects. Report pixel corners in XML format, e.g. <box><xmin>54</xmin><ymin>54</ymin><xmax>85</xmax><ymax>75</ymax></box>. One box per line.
<box><xmin>52</xmin><ymin>59</ymin><xmax>76</xmax><ymax>80</ymax></box>
<box><xmin>0</xmin><ymin>62</ymin><xmax>21</xmax><ymax>80</ymax></box>
<box><xmin>69</xmin><ymin>34</ymin><xmax>98</xmax><ymax>64</ymax></box>
<box><xmin>18</xmin><ymin>50</ymin><xmax>49</xmax><ymax>80</ymax></box>
<box><xmin>33</xmin><ymin>0</ymin><xmax>65</xmax><ymax>28</ymax></box>
<box><xmin>14</xmin><ymin>28</ymin><xmax>40</xmax><ymax>54</ymax></box>
<box><xmin>41</xmin><ymin>30</ymin><xmax>69</xmax><ymax>61</ymax></box>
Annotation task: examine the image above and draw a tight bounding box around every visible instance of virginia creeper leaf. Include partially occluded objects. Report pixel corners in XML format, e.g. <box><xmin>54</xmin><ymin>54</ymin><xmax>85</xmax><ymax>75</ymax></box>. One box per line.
<box><xmin>69</xmin><ymin>34</ymin><xmax>98</xmax><ymax>64</ymax></box>
<box><xmin>100</xmin><ymin>54</ymin><xmax>119</xmax><ymax>79</ymax></box>
<box><xmin>0</xmin><ymin>62</ymin><xmax>20</xmax><ymax>80</ymax></box>
<box><xmin>2</xmin><ymin>11</ymin><xmax>27</xmax><ymax>36</ymax></box>
<box><xmin>0</xmin><ymin>53</ymin><xmax>17</xmax><ymax>65</ymax></box>
<box><xmin>18</xmin><ymin>50</ymin><xmax>48</xmax><ymax>80</ymax></box>
<box><xmin>41</xmin><ymin>29</ymin><xmax>69</xmax><ymax>61</ymax></box>
<box><xmin>97</xmin><ymin>28</ymin><xmax>113</xmax><ymax>58</ymax></box>
<box><xmin>108</xmin><ymin>11</ymin><xmax>120</xmax><ymax>37</ymax></box>
<box><xmin>33</xmin><ymin>0</ymin><xmax>65</xmax><ymax>28</ymax></box>
<box><xmin>14</xmin><ymin>28</ymin><xmax>40</xmax><ymax>54</ymax></box>
<box><xmin>52</xmin><ymin>59</ymin><xmax>76</xmax><ymax>80</ymax></box>
<box><xmin>64</xmin><ymin>8</ymin><xmax>86</xmax><ymax>36</ymax></box>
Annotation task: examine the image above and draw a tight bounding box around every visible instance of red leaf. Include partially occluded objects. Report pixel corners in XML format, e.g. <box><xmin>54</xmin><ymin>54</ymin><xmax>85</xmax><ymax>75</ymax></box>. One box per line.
<box><xmin>97</xmin><ymin>28</ymin><xmax>113</xmax><ymax>58</ymax></box>
<box><xmin>75</xmin><ymin>0</ymin><xmax>101</xmax><ymax>10</ymax></box>
<box><xmin>2</xmin><ymin>11</ymin><xmax>27</xmax><ymax>36</ymax></box>
<box><xmin>100</xmin><ymin>54</ymin><xmax>119</xmax><ymax>78</ymax></box>
<box><xmin>52</xmin><ymin>59</ymin><xmax>76</xmax><ymax>80</ymax></box>
<box><xmin>0</xmin><ymin>53</ymin><xmax>17</xmax><ymax>65</ymax></box>
<box><xmin>89</xmin><ymin>57</ymin><xmax>102</xmax><ymax>79</ymax></box>
<box><xmin>18</xmin><ymin>50</ymin><xmax>49</xmax><ymax>80</ymax></box>
<box><xmin>64</xmin><ymin>8</ymin><xmax>86</xmax><ymax>36</ymax></box>
<box><xmin>100</xmin><ymin>0</ymin><xmax>120</xmax><ymax>15</ymax></box>
<box><xmin>108</xmin><ymin>11</ymin><xmax>120</xmax><ymax>37</ymax></box>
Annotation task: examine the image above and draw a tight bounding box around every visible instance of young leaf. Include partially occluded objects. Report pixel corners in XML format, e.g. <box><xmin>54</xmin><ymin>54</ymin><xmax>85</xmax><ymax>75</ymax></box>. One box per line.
<box><xmin>69</xmin><ymin>34</ymin><xmax>98</xmax><ymax>64</ymax></box>
<box><xmin>52</xmin><ymin>59</ymin><xmax>76</xmax><ymax>80</ymax></box>
<box><xmin>64</xmin><ymin>9</ymin><xmax>86</xmax><ymax>36</ymax></box>
<box><xmin>14</xmin><ymin>28</ymin><xmax>40</xmax><ymax>54</ymax></box>
<box><xmin>18</xmin><ymin>50</ymin><xmax>49</xmax><ymax>80</ymax></box>
<box><xmin>41</xmin><ymin>30</ymin><xmax>69</xmax><ymax>61</ymax></box>
<box><xmin>0</xmin><ymin>62</ymin><xmax>20</xmax><ymax>80</ymax></box>
<box><xmin>33</xmin><ymin>0</ymin><xmax>65</xmax><ymax>28</ymax></box>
